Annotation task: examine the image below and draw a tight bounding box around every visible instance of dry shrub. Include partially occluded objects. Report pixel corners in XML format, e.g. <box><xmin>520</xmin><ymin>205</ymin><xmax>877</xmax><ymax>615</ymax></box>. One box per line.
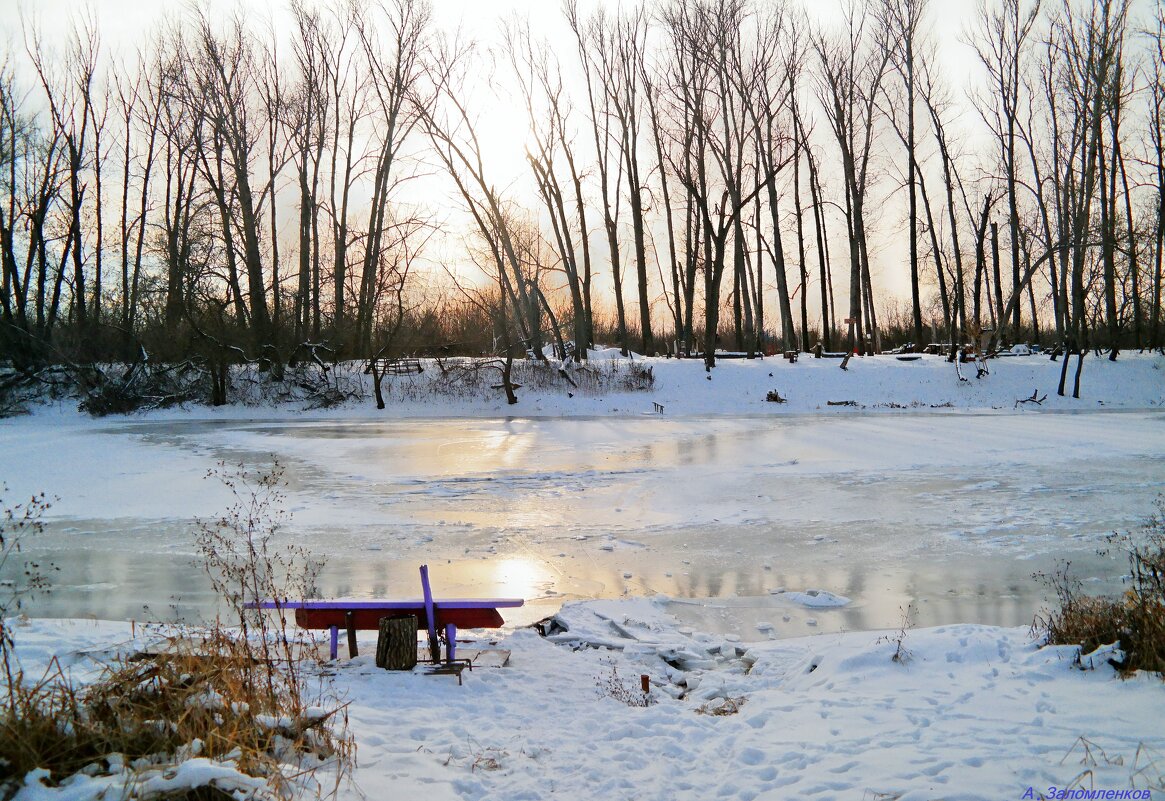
<box><xmin>594</xmin><ymin>661</ymin><xmax>654</xmax><ymax>708</ymax></box>
<box><xmin>1</xmin><ymin>463</ymin><xmax>352</xmax><ymax>799</ymax></box>
<box><xmin>0</xmin><ymin>488</ymin><xmax>54</xmax><ymax>665</ymax></box>
<box><xmin>1034</xmin><ymin>499</ymin><xmax>1165</xmax><ymax>676</ymax></box>
<box><xmin>562</xmin><ymin>360</ymin><xmax>655</xmax><ymax>394</ymax></box>
<box><xmin>230</xmin><ymin>361</ymin><xmax>366</xmax><ymax>410</ymax></box>
<box><xmin>2</xmin><ymin>632</ymin><xmax>349</xmax><ymax>797</ymax></box>
<box><xmin>77</xmin><ymin>361</ymin><xmax>204</xmax><ymax>416</ymax></box>
<box><xmin>383</xmin><ymin>357</ymin><xmax>654</xmax><ymax>404</ymax></box>
<box><xmin>876</xmin><ymin>604</ymin><xmax>915</xmax><ymax>664</ymax></box>
<box><xmin>1034</xmin><ymin>566</ymin><xmax>1127</xmax><ymax>656</ymax></box>
<box><xmin>695</xmin><ymin>696</ymin><xmax>746</xmax><ymax>716</ymax></box>
<box><xmin>1120</xmin><ymin>504</ymin><xmax>1165</xmax><ymax>674</ymax></box>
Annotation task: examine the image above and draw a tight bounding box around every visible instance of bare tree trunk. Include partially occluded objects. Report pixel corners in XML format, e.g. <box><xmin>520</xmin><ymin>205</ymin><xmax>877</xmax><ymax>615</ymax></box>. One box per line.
<box><xmin>885</xmin><ymin>0</ymin><xmax>926</xmax><ymax>346</ymax></box>
<box><xmin>972</xmin><ymin>194</ymin><xmax>993</xmax><ymax>328</ymax></box>
<box><xmin>1152</xmin><ymin>8</ymin><xmax>1165</xmax><ymax>347</ymax></box>
<box><xmin>643</xmin><ymin>63</ymin><xmax>680</xmax><ymax>355</ymax></box>
<box><xmin>991</xmin><ymin>221</ymin><xmax>1002</xmax><ymax>332</ymax></box>
<box><xmin>916</xmin><ymin>166</ymin><xmax>950</xmax><ymax>331</ymax></box>
<box><xmin>507</xmin><ymin>22</ymin><xmax>591</xmax><ymax>362</ymax></box>
<box><xmin>566</xmin><ymin>3</ymin><xmax>630</xmax><ymax>355</ymax></box>
<box><xmin>814</xmin><ymin>3</ymin><xmax>891</xmax><ymax>357</ymax></box>
<box><xmin>806</xmin><ymin>145</ymin><xmax>833</xmax><ymax>348</ymax></box>
<box><xmin>89</xmin><ymin>94</ymin><xmax>107</xmax><ymax>326</ymax></box>
<box><xmin>613</xmin><ymin>10</ymin><xmax>654</xmax><ymax>356</ymax></box>
<box><xmin>792</xmin><ymin>112</ymin><xmax>809</xmax><ymax>352</ymax></box>
<box><xmin>1115</xmin><ymin>130</ymin><xmax>1139</xmax><ymax>349</ymax></box>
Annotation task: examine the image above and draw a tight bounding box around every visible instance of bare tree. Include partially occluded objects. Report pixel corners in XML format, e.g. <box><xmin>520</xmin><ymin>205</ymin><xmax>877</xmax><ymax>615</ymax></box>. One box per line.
<box><xmin>288</xmin><ymin>2</ymin><xmax>329</xmax><ymax>341</ymax></box>
<box><xmin>1042</xmin><ymin>0</ymin><xmax>1126</xmax><ymax>394</ymax></box>
<box><xmin>321</xmin><ymin>2</ymin><xmax>367</xmax><ymax>341</ymax></box>
<box><xmin>111</xmin><ymin>55</ymin><xmax>159</xmax><ymax>347</ymax></box>
<box><xmin>565</xmin><ymin>1</ymin><xmax>631</xmax><ymax>356</ymax></box>
<box><xmin>813</xmin><ymin>0</ymin><xmax>892</xmax><ymax>357</ymax></box>
<box><xmin>641</xmin><ymin>39</ymin><xmax>682</xmax><ymax>355</ymax></box>
<box><xmin>785</xmin><ymin>14</ymin><xmax>816</xmax><ymax>351</ymax></box>
<box><xmin>1094</xmin><ymin>0</ymin><xmax>1132</xmax><ymax>359</ymax></box>
<box><xmin>353</xmin><ymin>0</ymin><xmax>430</xmax><ymax>356</ymax></box>
<box><xmin>0</xmin><ymin>56</ymin><xmax>68</xmax><ymax>355</ymax></box>
<box><xmin>507</xmin><ymin>22</ymin><xmax>592</xmax><ymax>362</ymax></box>
<box><xmin>969</xmin><ymin>0</ymin><xmax>1042</xmax><ymax>342</ymax></box>
<box><xmin>419</xmin><ymin>35</ymin><xmax>545</xmax><ymax>359</ymax></box>
<box><xmin>739</xmin><ymin>3</ymin><xmax>796</xmax><ymax>352</ymax></box>
<box><xmin>611</xmin><ymin>8</ymin><xmax>655</xmax><ymax>355</ymax></box>
<box><xmin>659</xmin><ymin>0</ymin><xmax>775</xmax><ymax>368</ymax></box>
<box><xmin>26</xmin><ymin>18</ymin><xmax>101</xmax><ymax>342</ymax></box>
<box><xmin>188</xmin><ymin>13</ymin><xmax>272</xmax><ymax>345</ymax></box>
<box><xmin>882</xmin><ymin>0</ymin><xmax>927</xmax><ymax>346</ymax></box>
<box><xmin>919</xmin><ymin>58</ymin><xmax>971</xmax><ymax>343</ymax></box>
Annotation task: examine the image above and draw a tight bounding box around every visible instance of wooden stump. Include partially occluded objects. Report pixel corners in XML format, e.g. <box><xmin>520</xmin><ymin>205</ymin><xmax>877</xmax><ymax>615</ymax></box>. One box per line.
<box><xmin>376</xmin><ymin>615</ymin><xmax>419</xmax><ymax>670</ymax></box>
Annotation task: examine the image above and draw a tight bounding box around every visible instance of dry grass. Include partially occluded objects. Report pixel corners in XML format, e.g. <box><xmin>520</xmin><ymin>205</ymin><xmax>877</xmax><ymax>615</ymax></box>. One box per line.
<box><xmin>1034</xmin><ymin>566</ymin><xmax>1128</xmax><ymax>656</ymax></box>
<box><xmin>695</xmin><ymin>696</ymin><xmax>747</xmax><ymax>716</ymax></box>
<box><xmin>1034</xmin><ymin>499</ymin><xmax>1165</xmax><ymax>676</ymax></box>
<box><xmin>594</xmin><ymin>661</ymin><xmax>654</xmax><ymax>708</ymax></box>
<box><xmin>1</xmin><ymin>463</ymin><xmax>353</xmax><ymax>799</ymax></box>
<box><xmin>2</xmin><ymin>632</ymin><xmax>350</xmax><ymax>796</ymax></box>
<box><xmin>876</xmin><ymin>604</ymin><xmax>915</xmax><ymax>664</ymax></box>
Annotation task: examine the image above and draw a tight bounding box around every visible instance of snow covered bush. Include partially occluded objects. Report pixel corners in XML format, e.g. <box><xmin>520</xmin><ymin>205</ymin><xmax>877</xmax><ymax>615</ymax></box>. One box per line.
<box><xmin>77</xmin><ymin>361</ymin><xmax>206</xmax><ymax>416</ymax></box>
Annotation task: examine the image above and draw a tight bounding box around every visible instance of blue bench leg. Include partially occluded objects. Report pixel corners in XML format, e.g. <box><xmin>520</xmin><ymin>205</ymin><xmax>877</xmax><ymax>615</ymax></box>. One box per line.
<box><xmin>445</xmin><ymin>623</ymin><xmax>457</xmax><ymax>662</ymax></box>
<box><xmin>329</xmin><ymin>625</ymin><xmax>339</xmax><ymax>660</ymax></box>
<box><xmin>420</xmin><ymin>565</ymin><xmax>439</xmax><ymax>662</ymax></box>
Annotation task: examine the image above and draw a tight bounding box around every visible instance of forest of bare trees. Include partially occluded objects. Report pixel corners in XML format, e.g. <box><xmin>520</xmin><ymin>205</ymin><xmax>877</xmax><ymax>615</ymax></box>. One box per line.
<box><xmin>2</xmin><ymin>0</ymin><xmax>1163</xmax><ymax>396</ymax></box>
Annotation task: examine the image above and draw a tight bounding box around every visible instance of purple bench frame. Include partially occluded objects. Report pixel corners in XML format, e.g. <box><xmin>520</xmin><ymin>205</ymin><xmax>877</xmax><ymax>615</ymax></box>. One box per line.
<box><xmin>245</xmin><ymin>565</ymin><xmax>523</xmax><ymax>659</ymax></box>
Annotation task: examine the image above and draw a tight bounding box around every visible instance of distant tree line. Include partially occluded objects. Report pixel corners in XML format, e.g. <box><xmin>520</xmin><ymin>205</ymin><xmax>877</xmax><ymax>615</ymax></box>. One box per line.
<box><xmin>1</xmin><ymin>0</ymin><xmax>1163</xmax><ymax>396</ymax></box>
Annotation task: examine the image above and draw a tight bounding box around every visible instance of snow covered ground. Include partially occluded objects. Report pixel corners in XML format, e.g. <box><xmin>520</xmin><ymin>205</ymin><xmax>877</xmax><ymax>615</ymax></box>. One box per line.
<box><xmin>10</xmin><ymin>601</ymin><xmax>1165</xmax><ymax>801</ymax></box>
<box><xmin>3</xmin><ymin>351</ymin><xmax>1165</xmax><ymax>799</ymax></box>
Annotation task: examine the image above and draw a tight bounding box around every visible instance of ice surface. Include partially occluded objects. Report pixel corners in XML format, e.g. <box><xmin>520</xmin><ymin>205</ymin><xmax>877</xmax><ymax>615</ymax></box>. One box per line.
<box><xmin>4</xmin><ymin>405</ymin><xmax>1163</xmax><ymax>635</ymax></box>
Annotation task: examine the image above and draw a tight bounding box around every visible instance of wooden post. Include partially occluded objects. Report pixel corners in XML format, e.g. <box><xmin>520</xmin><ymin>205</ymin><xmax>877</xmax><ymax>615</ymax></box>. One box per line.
<box><xmin>345</xmin><ymin>610</ymin><xmax>358</xmax><ymax>658</ymax></box>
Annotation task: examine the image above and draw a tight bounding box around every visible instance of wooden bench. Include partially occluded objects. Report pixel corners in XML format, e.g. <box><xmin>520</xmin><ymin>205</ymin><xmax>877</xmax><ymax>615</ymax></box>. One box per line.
<box><xmin>247</xmin><ymin>565</ymin><xmax>523</xmax><ymax>662</ymax></box>
<box><xmin>364</xmin><ymin>357</ymin><xmax>423</xmax><ymax>376</ymax></box>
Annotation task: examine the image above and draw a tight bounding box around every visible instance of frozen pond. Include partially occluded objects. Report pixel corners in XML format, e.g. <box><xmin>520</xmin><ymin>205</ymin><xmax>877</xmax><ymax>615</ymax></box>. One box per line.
<box><xmin>4</xmin><ymin>410</ymin><xmax>1164</xmax><ymax>637</ymax></box>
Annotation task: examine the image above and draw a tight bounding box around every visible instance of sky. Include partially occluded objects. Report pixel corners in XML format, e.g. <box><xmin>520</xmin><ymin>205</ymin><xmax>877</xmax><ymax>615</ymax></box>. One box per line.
<box><xmin>4</xmin><ymin>0</ymin><xmax>990</xmax><ymax>322</ymax></box>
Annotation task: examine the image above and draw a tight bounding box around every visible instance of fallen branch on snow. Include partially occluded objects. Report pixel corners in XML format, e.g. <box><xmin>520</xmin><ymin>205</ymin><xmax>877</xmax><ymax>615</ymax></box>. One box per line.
<box><xmin>1015</xmin><ymin>389</ymin><xmax>1048</xmax><ymax>409</ymax></box>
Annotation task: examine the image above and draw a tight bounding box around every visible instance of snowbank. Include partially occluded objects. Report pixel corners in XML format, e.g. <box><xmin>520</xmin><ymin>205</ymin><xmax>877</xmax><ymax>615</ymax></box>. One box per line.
<box><xmin>14</xmin><ymin>350</ymin><xmax>1163</xmax><ymax>421</ymax></box>
<box><xmin>10</xmin><ymin>605</ymin><xmax>1162</xmax><ymax>801</ymax></box>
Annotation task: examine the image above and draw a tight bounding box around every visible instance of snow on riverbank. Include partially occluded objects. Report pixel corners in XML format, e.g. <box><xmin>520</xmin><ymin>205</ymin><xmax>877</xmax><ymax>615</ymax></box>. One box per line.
<box><xmin>13</xmin><ymin>349</ymin><xmax>1163</xmax><ymax>421</ymax></box>
<box><xmin>10</xmin><ymin>602</ymin><xmax>1164</xmax><ymax>801</ymax></box>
